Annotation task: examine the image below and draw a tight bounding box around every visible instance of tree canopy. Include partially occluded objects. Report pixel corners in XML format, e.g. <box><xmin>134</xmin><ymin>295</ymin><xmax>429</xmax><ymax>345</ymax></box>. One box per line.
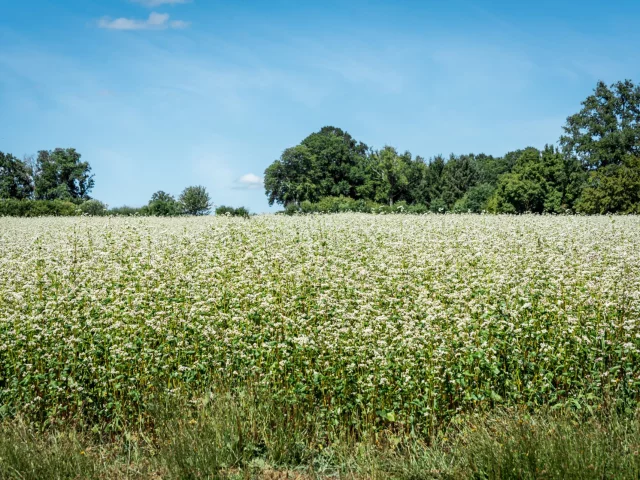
<box><xmin>264</xmin><ymin>127</ymin><xmax>369</xmax><ymax>206</ymax></box>
<box><xmin>34</xmin><ymin>148</ymin><xmax>94</xmax><ymax>201</ymax></box>
<box><xmin>264</xmin><ymin>80</ymin><xmax>640</xmax><ymax>215</ymax></box>
<box><xmin>3</xmin><ymin>79</ymin><xmax>639</xmax><ymax>216</ymax></box>
<box><xmin>147</xmin><ymin>190</ymin><xmax>181</xmax><ymax>216</ymax></box>
<box><xmin>179</xmin><ymin>185</ymin><xmax>212</xmax><ymax>216</ymax></box>
<box><xmin>0</xmin><ymin>152</ymin><xmax>33</xmax><ymax>200</ymax></box>
<box><xmin>560</xmin><ymin>80</ymin><xmax>640</xmax><ymax>170</ymax></box>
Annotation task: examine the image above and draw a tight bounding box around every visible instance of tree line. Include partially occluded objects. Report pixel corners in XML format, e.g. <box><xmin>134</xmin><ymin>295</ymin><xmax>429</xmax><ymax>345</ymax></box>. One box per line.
<box><xmin>265</xmin><ymin>80</ymin><xmax>640</xmax><ymax>214</ymax></box>
<box><xmin>3</xmin><ymin>79</ymin><xmax>638</xmax><ymax>217</ymax></box>
<box><xmin>0</xmin><ymin>149</ymin><xmax>251</xmax><ymax>217</ymax></box>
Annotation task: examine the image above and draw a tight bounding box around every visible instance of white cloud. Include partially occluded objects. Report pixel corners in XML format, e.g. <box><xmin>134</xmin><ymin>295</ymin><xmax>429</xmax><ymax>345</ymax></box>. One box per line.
<box><xmin>147</xmin><ymin>12</ymin><xmax>170</xmax><ymax>26</ymax></box>
<box><xmin>132</xmin><ymin>0</ymin><xmax>191</xmax><ymax>6</ymax></box>
<box><xmin>98</xmin><ymin>12</ymin><xmax>188</xmax><ymax>30</ymax></box>
<box><xmin>235</xmin><ymin>173</ymin><xmax>264</xmax><ymax>190</ymax></box>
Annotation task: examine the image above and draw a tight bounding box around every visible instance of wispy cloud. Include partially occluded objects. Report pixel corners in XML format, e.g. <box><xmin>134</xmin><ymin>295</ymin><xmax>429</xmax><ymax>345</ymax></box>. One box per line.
<box><xmin>234</xmin><ymin>173</ymin><xmax>264</xmax><ymax>190</ymax></box>
<box><xmin>98</xmin><ymin>12</ymin><xmax>189</xmax><ymax>30</ymax></box>
<box><xmin>131</xmin><ymin>0</ymin><xmax>191</xmax><ymax>7</ymax></box>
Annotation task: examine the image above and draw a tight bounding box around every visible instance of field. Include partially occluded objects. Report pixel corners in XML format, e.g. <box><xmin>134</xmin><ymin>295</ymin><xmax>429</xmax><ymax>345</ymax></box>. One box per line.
<box><xmin>1</xmin><ymin>214</ymin><xmax>640</xmax><ymax>478</ymax></box>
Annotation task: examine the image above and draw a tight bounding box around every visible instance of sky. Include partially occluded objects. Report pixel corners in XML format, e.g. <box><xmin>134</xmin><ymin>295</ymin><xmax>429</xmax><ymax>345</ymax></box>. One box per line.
<box><xmin>1</xmin><ymin>0</ymin><xmax>640</xmax><ymax>212</ymax></box>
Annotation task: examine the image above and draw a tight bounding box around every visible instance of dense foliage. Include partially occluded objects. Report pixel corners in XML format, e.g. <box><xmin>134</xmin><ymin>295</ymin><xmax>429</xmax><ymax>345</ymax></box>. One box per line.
<box><xmin>215</xmin><ymin>205</ymin><xmax>250</xmax><ymax>217</ymax></box>
<box><xmin>179</xmin><ymin>185</ymin><xmax>212</xmax><ymax>216</ymax></box>
<box><xmin>3</xmin><ymin>79</ymin><xmax>638</xmax><ymax>217</ymax></box>
<box><xmin>146</xmin><ymin>190</ymin><xmax>182</xmax><ymax>216</ymax></box>
<box><xmin>0</xmin><ymin>199</ymin><xmax>83</xmax><ymax>217</ymax></box>
<box><xmin>265</xmin><ymin>80</ymin><xmax>640</xmax><ymax>214</ymax></box>
<box><xmin>1</xmin><ymin>215</ymin><xmax>639</xmax><ymax>437</ymax></box>
<box><xmin>33</xmin><ymin>148</ymin><xmax>94</xmax><ymax>201</ymax></box>
<box><xmin>0</xmin><ymin>152</ymin><xmax>34</xmax><ymax>200</ymax></box>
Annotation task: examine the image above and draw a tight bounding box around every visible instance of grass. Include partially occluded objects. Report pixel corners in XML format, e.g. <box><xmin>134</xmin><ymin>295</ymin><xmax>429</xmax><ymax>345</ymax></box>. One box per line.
<box><xmin>2</xmin><ymin>395</ymin><xmax>640</xmax><ymax>479</ymax></box>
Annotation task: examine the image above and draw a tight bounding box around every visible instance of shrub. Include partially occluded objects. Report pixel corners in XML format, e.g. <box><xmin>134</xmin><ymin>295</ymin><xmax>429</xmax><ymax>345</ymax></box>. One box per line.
<box><xmin>429</xmin><ymin>197</ymin><xmax>448</xmax><ymax>213</ymax></box>
<box><xmin>147</xmin><ymin>191</ymin><xmax>181</xmax><ymax>216</ymax></box>
<box><xmin>215</xmin><ymin>206</ymin><xmax>250</xmax><ymax>217</ymax></box>
<box><xmin>0</xmin><ymin>199</ymin><xmax>80</xmax><ymax>217</ymax></box>
<box><xmin>454</xmin><ymin>183</ymin><xmax>494</xmax><ymax>213</ymax></box>
<box><xmin>108</xmin><ymin>205</ymin><xmax>145</xmax><ymax>216</ymax></box>
<box><xmin>79</xmin><ymin>199</ymin><xmax>108</xmax><ymax>216</ymax></box>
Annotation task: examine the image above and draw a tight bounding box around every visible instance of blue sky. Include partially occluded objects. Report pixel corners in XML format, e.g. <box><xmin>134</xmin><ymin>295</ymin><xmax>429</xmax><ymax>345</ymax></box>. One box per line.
<box><xmin>1</xmin><ymin>0</ymin><xmax>639</xmax><ymax>212</ymax></box>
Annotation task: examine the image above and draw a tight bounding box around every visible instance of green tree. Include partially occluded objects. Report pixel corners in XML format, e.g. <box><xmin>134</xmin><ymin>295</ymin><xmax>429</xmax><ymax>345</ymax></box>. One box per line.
<box><xmin>560</xmin><ymin>79</ymin><xmax>640</xmax><ymax>169</ymax></box>
<box><xmin>264</xmin><ymin>126</ymin><xmax>369</xmax><ymax>206</ymax></box>
<box><xmin>489</xmin><ymin>146</ymin><xmax>583</xmax><ymax>213</ymax></box>
<box><xmin>0</xmin><ymin>152</ymin><xmax>34</xmax><ymax>199</ymax></box>
<box><xmin>369</xmin><ymin>146</ymin><xmax>411</xmax><ymax>206</ymax></box>
<box><xmin>406</xmin><ymin>156</ymin><xmax>428</xmax><ymax>205</ymax></box>
<box><xmin>560</xmin><ymin>79</ymin><xmax>640</xmax><ymax>213</ymax></box>
<box><xmin>575</xmin><ymin>155</ymin><xmax>640</xmax><ymax>213</ymax></box>
<box><xmin>264</xmin><ymin>145</ymin><xmax>319</xmax><ymax>206</ymax></box>
<box><xmin>473</xmin><ymin>153</ymin><xmax>513</xmax><ymax>186</ymax></box>
<box><xmin>421</xmin><ymin>155</ymin><xmax>446</xmax><ymax>207</ymax></box>
<box><xmin>79</xmin><ymin>199</ymin><xmax>108</xmax><ymax>216</ymax></box>
<box><xmin>179</xmin><ymin>186</ymin><xmax>212</xmax><ymax>216</ymax></box>
<box><xmin>441</xmin><ymin>154</ymin><xmax>478</xmax><ymax>208</ymax></box>
<box><xmin>34</xmin><ymin>148</ymin><xmax>94</xmax><ymax>200</ymax></box>
<box><xmin>454</xmin><ymin>183</ymin><xmax>494</xmax><ymax>213</ymax></box>
<box><xmin>300</xmin><ymin>126</ymin><xmax>369</xmax><ymax>198</ymax></box>
<box><xmin>148</xmin><ymin>191</ymin><xmax>180</xmax><ymax>216</ymax></box>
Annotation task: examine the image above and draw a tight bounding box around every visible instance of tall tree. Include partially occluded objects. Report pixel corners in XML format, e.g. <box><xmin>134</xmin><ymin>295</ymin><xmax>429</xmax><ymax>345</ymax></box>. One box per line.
<box><xmin>179</xmin><ymin>186</ymin><xmax>212</xmax><ymax>215</ymax></box>
<box><xmin>301</xmin><ymin>126</ymin><xmax>369</xmax><ymax>198</ymax></box>
<box><xmin>369</xmin><ymin>146</ymin><xmax>410</xmax><ymax>206</ymax></box>
<box><xmin>148</xmin><ymin>190</ymin><xmax>180</xmax><ymax>216</ymax></box>
<box><xmin>441</xmin><ymin>154</ymin><xmax>478</xmax><ymax>208</ymax></box>
<box><xmin>34</xmin><ymin>148</ymin><xmax>94</xmax><ymax>200</ymax></box>
<box><xmin>264</xmin><ymin>145</ymin><xmax>319</xmax><ymax>206</ymax></box>
<box><xmin>264</xmin><ymin>126</ymin><xmax>368</xmax><ymax>206</ymax></box>
<box><xmin>489</xmin><ymin>146</ymin><xmax>583</xmax><ymax>213</ymax></box>
<box><xmin>406</xmin><ymin>155</ymin><xmax>428</xmax><ymax>205</ymax></box>
<box><xmin>473</xmin><ymin>153</ymin><xmax>512</xmax><ymax>186</ymax></box>
<box><xmin>0</xmin><ymin>152</ymin><xmax>34</xmax><ymax>200</ymax></box>
<box><xmin>575</xmin><ymin>155</ymin><xmax>640</xmax><ymax>213</ymax></box>
<box><xmin>419</xmin><ymin>155</ymin><xmax>446</xmax><ymax>207</ymax></box>
<box><xmin>560</xmin><ymin>79</ymin><xmax>640</xmax><ymax>169</ymax></box>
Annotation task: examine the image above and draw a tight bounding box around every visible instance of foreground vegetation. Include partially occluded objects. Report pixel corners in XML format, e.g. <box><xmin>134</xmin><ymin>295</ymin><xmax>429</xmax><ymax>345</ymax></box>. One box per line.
<box><xmin>1</xmin><ymin>214</ymin><xmax>639</xmax><ymax>477</ymax></box>
<box><xmin>3</xmin><ymin>403</ymin><xmax>640</xmax><ymax>479</ymax></box>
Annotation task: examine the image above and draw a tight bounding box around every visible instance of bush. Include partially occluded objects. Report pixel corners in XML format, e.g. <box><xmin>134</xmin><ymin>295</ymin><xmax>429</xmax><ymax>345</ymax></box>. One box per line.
<box><xmin>283</xmin><ymin>203</ymin><xmax>300</xmax><ymax>215</ymax></box>
<box><xmin>0</xmin><ymin>199</ymin><xmax>80</xmax><ymax>217</ymax></box>
<box><xmin>285</xmin><ymin>197</ymin><xmax>433</xmax><ymax>215</ymax></box>
<box><xmin>454</xmin><ymin>183</ymin><xmax>494</xmax><ymax>213</ymax></box>
<box><xmin>429</xmin><ymin>197</ymin><xmax>448</xmax><ymax>213</ymax></box>
<box><xmin>215</xmin><ymin>205</ymin><xmax>250</xmax><ymax>218</ymax></box>
<box><xmin>147</xmin><ymin>191</ymin><xmax>182</xmax><ymax>216</ymax></box>
<box><xmin>0</xmin><ymin>199</ymin><xmax>116</xmax><ymax>217</ymax></box>
<box><xmin>79</xmin><ymin>199</ymin><xmax>108</xmax><ymax>216</ymax></box>
<box><xmin>108</xmin><ymin>206</ymin><xmax>145</xmax><ymax>216</ymax></box>
<box><xmin>147</xmin><ymin>200</ymin><xmax>181</xmax><ymax>216</ymax></box>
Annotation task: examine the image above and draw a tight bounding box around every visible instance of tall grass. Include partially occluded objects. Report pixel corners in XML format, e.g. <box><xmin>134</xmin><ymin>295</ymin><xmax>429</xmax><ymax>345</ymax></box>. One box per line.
<box><xmin>2</xmin><ymin>396</ymin><xmax>640</xmax><ymax>479</ymax></box>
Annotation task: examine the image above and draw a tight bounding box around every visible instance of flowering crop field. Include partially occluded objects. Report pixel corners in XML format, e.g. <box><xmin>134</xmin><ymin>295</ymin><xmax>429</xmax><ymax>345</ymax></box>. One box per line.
<box><xmin>1</xmin><ymin>214</ymin><xmax>640</xmax><ymax>434</ymax></box>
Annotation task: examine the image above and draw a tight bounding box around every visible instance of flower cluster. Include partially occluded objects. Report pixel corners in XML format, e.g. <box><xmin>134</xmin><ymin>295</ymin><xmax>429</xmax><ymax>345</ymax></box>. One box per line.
<box><xmin>1</xmin><ymin>214</ymin><xmax>639</xmax><ymax>432</ymax></box>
